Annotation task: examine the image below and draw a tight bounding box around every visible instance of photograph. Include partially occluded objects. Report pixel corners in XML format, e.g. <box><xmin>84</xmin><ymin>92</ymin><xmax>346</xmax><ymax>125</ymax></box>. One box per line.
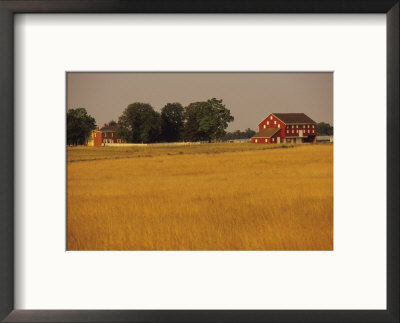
<box><xmin>66</xmin><ymin>72</ymin><xmax>333</xmax><ymax>251</ymax></box>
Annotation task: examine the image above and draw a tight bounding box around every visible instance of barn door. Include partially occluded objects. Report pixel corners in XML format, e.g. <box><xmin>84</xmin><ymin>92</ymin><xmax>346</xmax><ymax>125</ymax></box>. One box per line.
<box><xmin>277</xmin><ymin>137</ymin><xmax>280</xmax><ymax>144</ymax></box>
<box><xmin>299</xmin><ymin>130</ymin><xmax>303</xmax><ymax>137</ymax></box>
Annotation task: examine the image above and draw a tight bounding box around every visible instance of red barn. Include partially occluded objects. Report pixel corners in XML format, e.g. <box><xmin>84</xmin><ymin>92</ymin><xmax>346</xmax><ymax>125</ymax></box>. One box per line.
<box><xmin>252</xmin><ymin>113</ymin><xmax>316</xmax><ymax>144</ymax></box>
<box><xmin>88</xmin><ymin>123</ymin><xmax>126</xmax><ymax>146</ymax></box>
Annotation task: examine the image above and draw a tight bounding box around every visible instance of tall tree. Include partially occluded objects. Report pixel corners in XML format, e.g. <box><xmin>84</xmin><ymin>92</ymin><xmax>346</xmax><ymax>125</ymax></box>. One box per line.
<box><xmin>161</xmin><ymin>103</ymin><xmax>184</xmax><ymax>142</ymax></box>
<box><xmin>207</xmin><ymin>98</ymin><xmax>234</xmax><ymax>142</ymax></box>
<box><xmin>117</xmin><ymin>103</ymin><xmax>161</xmax><ymax>143</ymax></box>
<box><xmin>183</xmin><ymin>102</ymin><xmax>209</xmax><ymax>141</ymax></box>
<box><xmin>183</xmin><ymin>98</ymin><xmax>234</xmax><ymax>142</ymax></box>
<box><xmin>183</xmin><ymin>111</ymin><xmax>201</xmax><ymax>142</ymax></box>
<box><xmin>66</xmin><ymin>108</ymin><xmax>96</xmax><ymax>146</ymax></box>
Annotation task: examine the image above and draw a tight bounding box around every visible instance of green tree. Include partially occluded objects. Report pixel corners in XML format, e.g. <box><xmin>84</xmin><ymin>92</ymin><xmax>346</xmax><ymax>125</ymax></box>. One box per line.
<box><xmin>108</xmin><ymin>120</ymin><xmax>117</xmax><ymax>126</ymax></box>
<box><xmin>184</xmin><ymin>101</ymin><xmax>213</xmax><ymax>141</ymax></box>
<box><xmin>183</xmin><ymin>98</ymin><xmax>234</xmax><ymax>142</ymax></box>
<box><xmin>183</xmin><ymin>109</ymin><xmax>201</xmax><ymax>142</ymax></box>
<box><xmin>117</xmin><ymin>103</ymin><xmax>161</xmax><ymax>143</ymax></box>
<box><xmin>66</xmin><ymin>108</ymin><xmax>96</xmax><ymax>146</ymax></box>
<box><xmin>207</xmin><ymin>98</ymin><xmax>234</xmax><ymax>142</ymax></box>
<box><xmin>161</xmin><ymin>103</ymin><xmax>184</xmax><ymax>142</ymax></box>
<box><xmin>244</xmin><ymin>128</ymin><xmax>256</xmax><ymax>138</ymax></box>
<box><xmin>183</xmin><ymin>102</ymin><xmax>204</xmax><ymax>141</ymax></box>
<box><xmin>316</xmin><ymin>122</ymin><xmax>334</xmax><ymax>136</ymax></box>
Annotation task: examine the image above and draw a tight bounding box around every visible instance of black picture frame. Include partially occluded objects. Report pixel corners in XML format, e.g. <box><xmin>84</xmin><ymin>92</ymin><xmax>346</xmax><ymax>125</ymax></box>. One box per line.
<box><xmin>0</xmin><ymin>1</ymin><xmax>398</xmax><ymax>322</ymax></box>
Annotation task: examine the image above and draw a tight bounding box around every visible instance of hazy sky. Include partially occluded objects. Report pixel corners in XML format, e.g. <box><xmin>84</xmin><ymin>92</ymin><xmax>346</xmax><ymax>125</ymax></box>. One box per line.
<box><xmin>67</xmin><ymin>72</ymin><xmax>333</xmax><ymax>131</ymax></box>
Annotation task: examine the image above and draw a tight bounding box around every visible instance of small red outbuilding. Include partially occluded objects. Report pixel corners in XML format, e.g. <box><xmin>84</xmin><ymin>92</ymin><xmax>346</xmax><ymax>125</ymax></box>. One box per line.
<box><xmin>88</xmin><ymin>123</ymin><xmax>126</xmax><ymax>146</ymax></box>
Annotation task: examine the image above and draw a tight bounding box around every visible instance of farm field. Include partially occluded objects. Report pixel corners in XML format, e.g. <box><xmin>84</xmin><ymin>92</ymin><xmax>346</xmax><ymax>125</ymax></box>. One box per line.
<box><xmin>67</xmin><ymin>143</ymin><xmax>333</xmax><ymax>250</ymax></box>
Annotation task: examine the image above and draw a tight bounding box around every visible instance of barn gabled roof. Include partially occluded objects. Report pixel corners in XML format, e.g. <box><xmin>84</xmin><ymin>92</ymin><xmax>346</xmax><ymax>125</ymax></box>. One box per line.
<box><xmin>272</xmin><ymin>113</ymin><xmax>316</xmax><ymax>125</ymax></box>
<box><xmin>252</xmin><ymin>128</ymin><xmax>281</xmax><ymax>138</ymax></box>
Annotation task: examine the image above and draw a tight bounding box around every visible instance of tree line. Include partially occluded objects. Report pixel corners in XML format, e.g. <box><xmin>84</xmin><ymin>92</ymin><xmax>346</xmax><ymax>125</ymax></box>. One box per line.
<box><xmin>67</xmin><ymin>103</ymin><xmax>333</xmax><ymax>146</ymax></box>
<box><xmin>67</xmin><ymin>98</ymin><xmax>235</xmax><ymax>145</ymax></box>
<box><xmin>224</xmin><ymin>128</ymin><xmax>256</xmax><ymax>140</ymax></box>
<box><xmin>316</xmin><ymin>122</ymin><xmax>334</xmax><ymax>136</ymax></box>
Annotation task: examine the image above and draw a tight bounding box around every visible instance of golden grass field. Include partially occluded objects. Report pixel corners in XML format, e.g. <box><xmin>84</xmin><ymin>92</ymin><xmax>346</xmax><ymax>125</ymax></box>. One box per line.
<box><xmin>67</xmin><ymin>143</ymin><xmax>333</xmax><ymax>250</ymax></box>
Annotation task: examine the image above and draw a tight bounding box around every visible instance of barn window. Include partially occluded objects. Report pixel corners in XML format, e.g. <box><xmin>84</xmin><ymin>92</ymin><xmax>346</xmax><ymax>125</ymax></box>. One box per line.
<box><xmin>270</xmin><ymin>116</ymin><xmax>273</xmax><ymax>120</ymax></box>
<box><xmin>308</xmin><ymin>125</ymin><xmax>310</xmax><ymax>128</ymax></box>
<box><xmin>278</xmin><ymin>124</ymin><xmax>280</xmax><ymax>128</ymax></box>
<box><xmin>312</xmin><ymin>130</ymin><xmax>315</xmax><ymax>133</ymax></box>
<box><xmin>267</xmin><ymin>121</ymin><xmax>269</xmax><ymax>125</ymax></box>
<box><xmin>272</xmin><ymin>138</ymin><xmax>275</xmax><ymax>142</ymax></box>
<box><xmin>255</xmin><ymin>139</ymin><xmax>258</xmax><ymax>143</ymax></box>
<box><xmin>274</xmin><ymin>121</ymin><xmax>277</xmax><ymax>124</ymax></box>
<box><xmin>296</xmin><ymin>125</ymin><xmax>298</xmax><ymax>128</ymax></box>
<box><xmin>265</xmin><ymin>139</ymin><xmax>268</xmax><ymax>143</ymax></box>
<box><xmin>94</xmin><ymin>133</ymin><xmax>97</xmax><ymax>137</ymax></box>
<box><xmin>296</xmin><ymin>130</ymin><xmax>298</xmax><ymax>133</ymax></box>
<box><xmin>263</xmin><ymin>125</ymin><xmax>266</xmax><ymax>129</ymax></box>
<box><xmin>312</xmin><ymin>125</ymin><xmax>315</xmax><ymax>128</ymax></box>
<box><xmin>287</xmin><ymin>130</ymin><xmax>289</xmax><ymax>134</ymax></box>
<box><xmin>292</xmin><ymin>130</ymin><xmax>294</xmax><ymax>133</ymax></box>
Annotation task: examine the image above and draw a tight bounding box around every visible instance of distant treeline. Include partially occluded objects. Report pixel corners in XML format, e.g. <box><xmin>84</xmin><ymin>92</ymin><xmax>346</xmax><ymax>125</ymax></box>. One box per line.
<box><xmin>224</xmin><ymin>128</ymin><xmax>256</xmax><ymax>140</ymax></box>
<box><xmin>316</xmin><ymin>122</ymin><xmax>334</xmax><ymax>136</ymax></box>
<box><xmin>67</xmin><ymin>98</ymin><xmax>234</xmax><ymax>145</ymax></box>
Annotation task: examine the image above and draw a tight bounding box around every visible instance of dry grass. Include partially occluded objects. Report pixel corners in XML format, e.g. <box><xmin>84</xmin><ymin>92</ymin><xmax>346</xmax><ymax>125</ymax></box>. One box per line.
<box><xmin>67</xmin><ymin>143</ymin><xmax>333</xmax><ymax>250</ymax></box>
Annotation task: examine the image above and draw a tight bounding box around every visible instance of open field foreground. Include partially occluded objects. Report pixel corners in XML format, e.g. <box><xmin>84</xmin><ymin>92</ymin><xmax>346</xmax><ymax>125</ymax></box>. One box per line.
<box><xmin>67</xmin><ymin>143</ymin><xmax>333</xmax><ymax>250</ymax></box>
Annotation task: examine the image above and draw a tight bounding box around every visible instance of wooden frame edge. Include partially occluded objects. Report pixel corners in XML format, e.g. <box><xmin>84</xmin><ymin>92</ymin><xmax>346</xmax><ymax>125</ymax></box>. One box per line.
<box><xmin>0</xmin><ymin>0</ymin><xmax>398</xmax><ymax>322</ymax></box>
<box><xmin>0</xmin><ymin>0</ymin><xmax>14</xmax><ymax>322</ymax></box>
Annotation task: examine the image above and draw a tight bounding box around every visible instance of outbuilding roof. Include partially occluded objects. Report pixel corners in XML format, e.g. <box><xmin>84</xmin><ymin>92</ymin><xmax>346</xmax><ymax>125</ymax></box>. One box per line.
<box><xmin>252</xmin><ymin>128</ymin><xmax>281</xmax><ymax>138</ymax></box>
<box><xmin>272</xmin><ymin>113</ymin><xmax>316</xmax><ymax>124</ymax></box>
<box><xmin>99</xmin><ymin>125</ymin><xmax>118</xmax><ymax>132</ymax></box>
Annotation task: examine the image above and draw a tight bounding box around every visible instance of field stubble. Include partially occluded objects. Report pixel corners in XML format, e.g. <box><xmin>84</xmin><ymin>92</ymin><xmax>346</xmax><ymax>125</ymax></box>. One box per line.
<box><xmin>67</xmin><ymin>143</ymin><xmax>333</xmax><ymax>250</ymax></box>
